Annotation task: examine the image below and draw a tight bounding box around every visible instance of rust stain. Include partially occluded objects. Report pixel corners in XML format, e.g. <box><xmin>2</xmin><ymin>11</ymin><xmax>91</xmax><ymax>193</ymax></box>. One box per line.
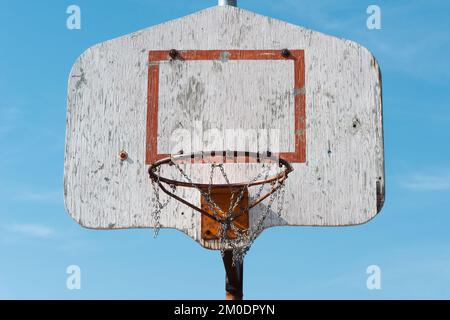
<box><xmin>200</xmin><ymin>187</ymin><xmax>249</xmax><ymax>240</ymax></box>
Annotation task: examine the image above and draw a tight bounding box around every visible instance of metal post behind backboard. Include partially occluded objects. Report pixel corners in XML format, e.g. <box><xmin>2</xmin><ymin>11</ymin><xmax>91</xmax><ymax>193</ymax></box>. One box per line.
<box><xmin>222</xmin><ymin>250</ymin><xmax>243</xmax><ymax>300</ymax></box>
<box><xmin>218</xmin><ymin>0</ymin><xmax>237</xmax><ymax>7</ymax></box>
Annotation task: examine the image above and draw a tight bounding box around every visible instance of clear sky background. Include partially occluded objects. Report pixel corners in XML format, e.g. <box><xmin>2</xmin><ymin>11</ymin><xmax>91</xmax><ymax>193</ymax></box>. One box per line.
<box><xmin>0</xmin><ymin>0</ymin><xmax>449</xmax><ymax>299</ymax></box>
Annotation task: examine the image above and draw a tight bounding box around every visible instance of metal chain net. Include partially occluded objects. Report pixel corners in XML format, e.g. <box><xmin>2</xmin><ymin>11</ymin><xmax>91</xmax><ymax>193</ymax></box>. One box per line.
<box><xmin>151</xmin><ymin>160</ymin><xmax>287</xmax><ymax>265</ymax></box>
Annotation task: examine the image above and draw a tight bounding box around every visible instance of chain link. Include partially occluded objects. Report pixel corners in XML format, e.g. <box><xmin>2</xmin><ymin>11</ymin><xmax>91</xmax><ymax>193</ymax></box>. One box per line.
<box><xmin>151</xmin><ymin>166</ymin><xmax>176</xmax><ymax>238</ymax></box>
<box><xmin>151</xmin><ymin>157</ymin><xmax>288</xmax><ymax>265</ymax></box>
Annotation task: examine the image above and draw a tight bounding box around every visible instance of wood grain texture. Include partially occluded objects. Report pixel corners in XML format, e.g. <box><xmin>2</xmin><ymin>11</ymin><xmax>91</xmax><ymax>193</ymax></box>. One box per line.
<box><xmin>64</xmin><ymin>6</ymin><xmax>384</xmax><ymax>249</ymax></box>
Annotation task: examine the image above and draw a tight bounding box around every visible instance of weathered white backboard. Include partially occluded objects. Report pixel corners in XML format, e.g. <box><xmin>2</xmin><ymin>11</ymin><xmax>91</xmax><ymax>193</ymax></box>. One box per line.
<box><xmin>64</xmin><ymin>5</ymin><xmax>384</xmax><ymax>249</ymax></box>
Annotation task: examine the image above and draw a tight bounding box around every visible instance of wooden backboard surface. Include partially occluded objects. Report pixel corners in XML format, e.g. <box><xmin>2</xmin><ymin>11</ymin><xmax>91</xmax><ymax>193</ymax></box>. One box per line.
<box><xmin>64</xmin><ymin>6</ymin><xmax>384</xmax><ymax>249</ymax></box>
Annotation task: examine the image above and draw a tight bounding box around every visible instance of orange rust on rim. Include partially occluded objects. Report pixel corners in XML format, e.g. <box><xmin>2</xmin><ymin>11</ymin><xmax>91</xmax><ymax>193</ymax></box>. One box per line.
<box><xmin>146</xmin><ymin>49</ymin><xmax>306</xmax><ymax>164</ymax></box>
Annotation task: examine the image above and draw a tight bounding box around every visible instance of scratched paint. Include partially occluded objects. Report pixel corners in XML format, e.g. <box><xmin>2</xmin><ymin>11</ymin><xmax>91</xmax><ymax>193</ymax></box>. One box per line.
<box><xmin>64</xmin><ymin>6</ymin><xmax>384</xmax><ymax>249</ymax></box>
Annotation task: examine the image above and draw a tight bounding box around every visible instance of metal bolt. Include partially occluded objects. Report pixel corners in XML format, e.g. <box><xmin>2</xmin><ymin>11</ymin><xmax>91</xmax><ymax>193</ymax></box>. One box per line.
<box><xmin>119</xmin><ymin>150</ymin><xmax>128</xmax><ymax>161</ymax></box>
<box><xmin>169</xmin><ymin>49</ymin><xmax>178</xmax><ymax>59</ymax></box>
<box><xmin>281</xmin><ymin>49</ymin><xmax>291</xmax><ymax>58</ymax></box>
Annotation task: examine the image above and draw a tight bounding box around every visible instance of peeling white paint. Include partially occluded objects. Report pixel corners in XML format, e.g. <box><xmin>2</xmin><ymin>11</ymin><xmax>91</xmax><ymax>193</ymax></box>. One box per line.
<box><xmin>64</xmin><ymin>6</ymin><xmax>384</xmax><ymax>249</ymax></box>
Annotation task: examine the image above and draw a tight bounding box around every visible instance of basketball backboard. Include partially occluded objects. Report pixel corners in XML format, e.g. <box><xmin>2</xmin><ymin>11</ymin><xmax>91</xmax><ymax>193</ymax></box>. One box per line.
<box><xmin>64</xmin><ymin>5</ymin><xmax>384</xmax><ymax>250</ymax></box>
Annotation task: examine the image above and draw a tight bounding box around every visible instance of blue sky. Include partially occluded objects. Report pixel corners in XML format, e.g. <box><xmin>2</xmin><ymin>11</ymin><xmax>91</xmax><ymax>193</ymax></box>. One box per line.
<box><xmin>1</xmin><ymin>0</ymin><xmax>450</xmax><ymax>299</ymax></box>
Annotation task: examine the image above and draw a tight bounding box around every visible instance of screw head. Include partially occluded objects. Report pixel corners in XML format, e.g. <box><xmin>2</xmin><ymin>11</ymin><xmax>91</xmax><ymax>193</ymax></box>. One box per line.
<box><xmin>281</xmin><ymin>49</ymin><xmax>291</xmax><ymax>58</ymax></box>
<box><xmin>169</xmin><ymin>49</ymin><xmax>178</xmax><ymax>59</ymax></box>
<box><xmin>118</xmin><ymin>150</ymin><xmax>128</xmax><ymax>161</ymax></box>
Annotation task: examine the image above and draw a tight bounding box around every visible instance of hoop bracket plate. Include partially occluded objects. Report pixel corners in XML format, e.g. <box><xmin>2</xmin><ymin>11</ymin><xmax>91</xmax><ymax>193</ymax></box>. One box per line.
<box><xmin>201</xmin><ymin>187</ymin><xmax>249</xmax><ymax>240</ymax></box>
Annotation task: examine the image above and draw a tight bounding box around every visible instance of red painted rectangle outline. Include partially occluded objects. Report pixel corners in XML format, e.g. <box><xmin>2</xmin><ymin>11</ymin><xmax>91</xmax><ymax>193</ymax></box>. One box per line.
<box><xmin>146</xmin><ymin>50</ymin><xmax>306</xmax><ymax>164</ymax></box>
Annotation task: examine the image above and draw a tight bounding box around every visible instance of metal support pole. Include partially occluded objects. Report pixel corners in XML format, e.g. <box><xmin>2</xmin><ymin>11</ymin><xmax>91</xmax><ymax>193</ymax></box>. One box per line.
<box><xmin>222</xmin><ymin>250</ymin><xmax>243</xmax><ymax>300</ymax></box>
<box><xmin>218</xmin><ymin>0</ymin><xmax>237</xmax><ymax>7</ymax></box>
